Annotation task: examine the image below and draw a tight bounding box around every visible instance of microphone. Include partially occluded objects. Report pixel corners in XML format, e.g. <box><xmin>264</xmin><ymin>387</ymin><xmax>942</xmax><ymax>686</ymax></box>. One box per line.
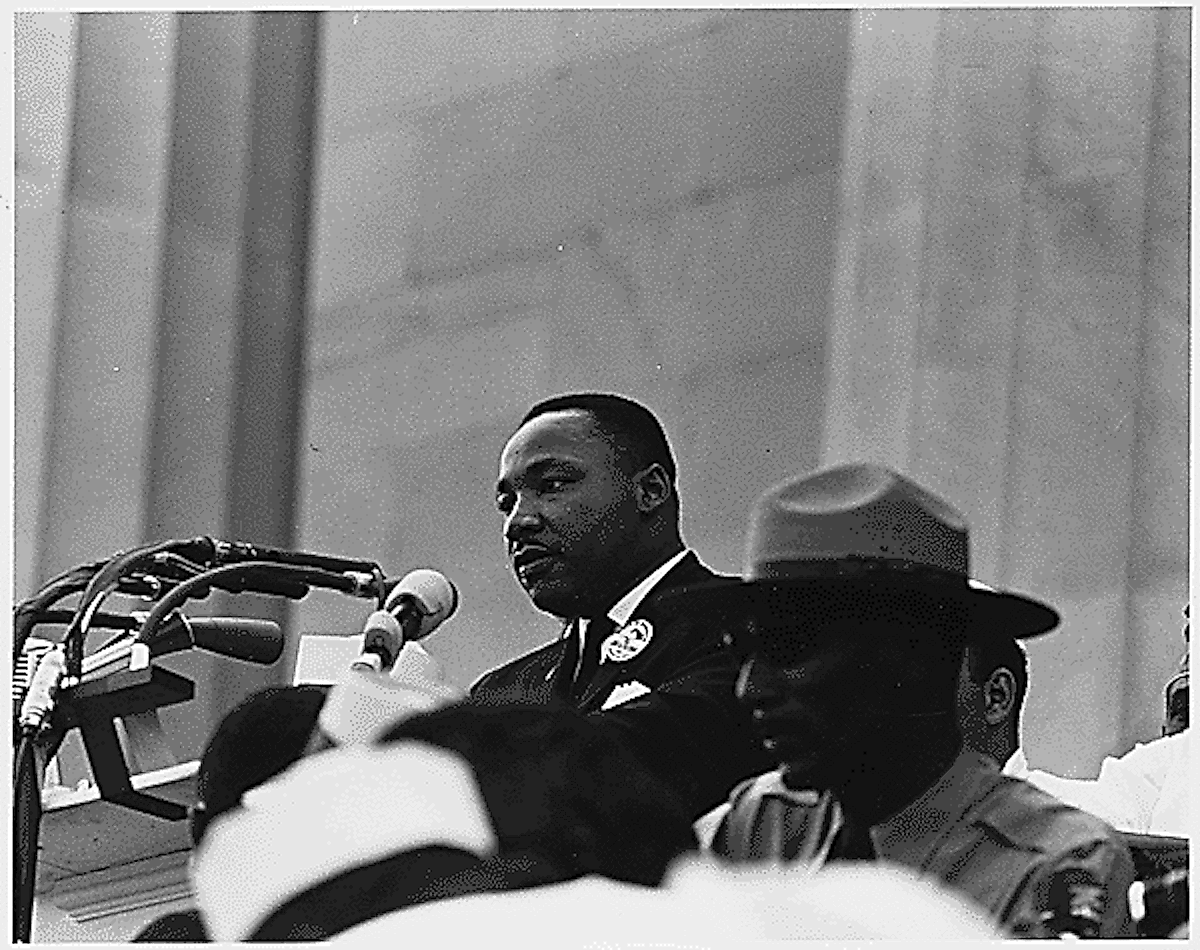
<box><xmin>155</xmin><ymin>614</ymin><xmax>285</xmax><ymax>665</ymax></box>
<box><xmin>354</xmin><ymin>569</ymin><xmax>458</xmax><ymax>674</ymax></box>
<box><xmin>186</xmin><ymin>537</ymin><xmax>381</xmax><ymax>577</ymax></box>
<box><xmin>309</xmin><ymin>570</ymin><xmax>460</xmax><ymax>748</ymax></box>
<box><xmin>81</xmin><ymin>615</ymin><xmax>285</xmax><ymax>682</ymax></box>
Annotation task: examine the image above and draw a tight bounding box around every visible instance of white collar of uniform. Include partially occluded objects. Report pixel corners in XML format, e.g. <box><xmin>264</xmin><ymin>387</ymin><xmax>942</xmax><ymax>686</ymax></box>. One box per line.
<box><xmin>193</xmin><ymin>741</ymin><xmax>498</xmax><ymax>942</ymax></box>
<box><xmin>606</xmin><ymin>549</ymin><xmax>690</xmax><ymax>627</ymax></box>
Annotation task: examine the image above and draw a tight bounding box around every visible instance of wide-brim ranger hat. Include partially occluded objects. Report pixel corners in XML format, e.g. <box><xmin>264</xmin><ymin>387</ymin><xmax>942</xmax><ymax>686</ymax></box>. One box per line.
<box><xmin>682</xmin><ymin>463</ymin><xmax>1059</xmax><ymax>640</ymax></box>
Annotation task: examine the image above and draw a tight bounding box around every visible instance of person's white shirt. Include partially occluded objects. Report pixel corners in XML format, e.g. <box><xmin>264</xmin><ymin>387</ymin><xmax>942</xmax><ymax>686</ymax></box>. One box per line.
<box><xmin>1003</xmin><ymin>729</ymin><xmax>1189</xmax><ymax>836</ymax></box>
<box><xmin>578</xmin><ymin>548</ymin><xmax>690</xmax><ymax>645</ymax></box>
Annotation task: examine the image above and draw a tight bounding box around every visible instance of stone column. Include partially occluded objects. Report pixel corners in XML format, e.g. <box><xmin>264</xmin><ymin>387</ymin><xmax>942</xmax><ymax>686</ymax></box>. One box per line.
<box><xmin>34</xmin><ymin>13</ymin><xmax>176</xmax><ymax>584</ymax></box>
<box><xmin>146</xmin><ymin>12</ymin><xmax>322</xmax><ymax>756</ymax></box>
<box><xmin>1006</xmin><ymin>8</ymin><xmax>1162</xmax><ymax>771</ymax></box>
<box><xmin>141</xmin><ymin>13</ymin><xmax>259</xmax><ymax>761</ymax></box>
<box><xmin>1117</xmin><ymin>8</ymin><xmax>1190</xmax><ymax>746</ymax></box>
<box><xmin>14</xmin><ymin>12</ymin><xmax>77</xmax><ymax>601</ymax></box>
<box><xmin>214</xmin><ymin>12</ymin><xmax>322</xmax><ymax>717</ymax></box>
<box><xmin>821</xmin><ymin>8</ymin><xmax>1184</xmax><ymax>774</ymax></box>
<box><xmin>820</xmin><ymin>8</ymin><xmax>943</xmax><ymax>474</ymax></box>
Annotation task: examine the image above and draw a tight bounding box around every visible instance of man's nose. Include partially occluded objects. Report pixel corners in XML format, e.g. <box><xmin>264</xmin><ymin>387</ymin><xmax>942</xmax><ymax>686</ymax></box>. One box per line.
<box><xmin>504</xmin><ymin>496</ymin><xmax>542</xmax><ymax>542</ymax></box>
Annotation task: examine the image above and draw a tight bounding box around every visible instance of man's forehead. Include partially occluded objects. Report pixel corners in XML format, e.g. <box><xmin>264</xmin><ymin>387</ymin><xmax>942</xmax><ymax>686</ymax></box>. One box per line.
<box><xmin>514</xmin><ymin>408</ymin><xmax>598</xmax><ymax>442</ymax></box>
<box><xmin>750</xmin><ymin>614</ymin><xmax>956</xmax><ymax>665</ymax></box>
<box><xmin>499</xmin><ymin>410</ymin><xmax>608</xmax><ymax>468</ymax></box>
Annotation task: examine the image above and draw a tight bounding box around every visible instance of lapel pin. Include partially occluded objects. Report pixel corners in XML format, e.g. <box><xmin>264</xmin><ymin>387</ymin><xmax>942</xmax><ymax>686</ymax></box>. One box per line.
<box><xmin>600</xmin><ymin>618</ymin><xmax>654</xmax><ymax>663</ymax></box>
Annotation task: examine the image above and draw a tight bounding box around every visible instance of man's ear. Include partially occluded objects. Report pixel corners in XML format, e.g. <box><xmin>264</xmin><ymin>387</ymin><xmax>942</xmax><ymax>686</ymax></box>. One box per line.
<box><xmin>983</xmin><ymin>668</ymin><xmax>1016</xmax><ymax>726</ymax></box>
<box><xmin>633</xmin><ymin>462</ymin><xmax>673</xmax><ymax>514</ymax></box>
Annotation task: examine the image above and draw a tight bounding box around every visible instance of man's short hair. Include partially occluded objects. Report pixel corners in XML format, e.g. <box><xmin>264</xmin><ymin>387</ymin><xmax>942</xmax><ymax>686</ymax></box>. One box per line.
<box><xmin>378</xmin><ymin>701</ymin><xmax>697</xmax><ymax>886</ymax></box>
<box><xmin>520</xmin><ymin>392</ymin><xmax>678</xmax><ymax>487</ymax></box>
<box><xmin>191</xmin><ymin>685</ymin><xmax>328</xmax><ymax>846</ymax></box>
<box><xmin>965</xmin><ymin>637</ymin><xmax>1029</xmax><ymax>714</ymax></box>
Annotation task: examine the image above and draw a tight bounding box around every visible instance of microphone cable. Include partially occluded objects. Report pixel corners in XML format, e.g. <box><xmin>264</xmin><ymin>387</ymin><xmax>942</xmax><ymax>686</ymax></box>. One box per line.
<box><xmin>133</xmin><ymin>561</ymin><xmax>376</xmax><ymax>644</ymax></box>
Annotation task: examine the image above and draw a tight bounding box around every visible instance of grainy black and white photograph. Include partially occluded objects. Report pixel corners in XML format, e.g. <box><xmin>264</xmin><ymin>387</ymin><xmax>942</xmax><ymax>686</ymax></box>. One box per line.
<box><xmin>12</xmin><ymin>8</ymin><xmax>1191</xmax><ymax>942</ymax></box>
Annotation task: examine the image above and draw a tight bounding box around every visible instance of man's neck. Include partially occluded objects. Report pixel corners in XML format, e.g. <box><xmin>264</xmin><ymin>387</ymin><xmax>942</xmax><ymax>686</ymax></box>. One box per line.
<box><xmin>590</xmin><ymin>539</ymin><xmax>685</xmax><ymax>620</ymax></box>
<box><xmin>836</xmin><ymin>725</ymin><xmax>961</xmax><ymax>828</ymax></box>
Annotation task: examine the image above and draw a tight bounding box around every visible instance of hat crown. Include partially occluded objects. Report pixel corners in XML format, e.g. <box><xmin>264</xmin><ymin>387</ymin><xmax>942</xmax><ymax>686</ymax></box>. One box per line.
<box><xmin>745</xmin><ymin>463</ymin><xmax>970</xmax><ymax>579</ymax></box>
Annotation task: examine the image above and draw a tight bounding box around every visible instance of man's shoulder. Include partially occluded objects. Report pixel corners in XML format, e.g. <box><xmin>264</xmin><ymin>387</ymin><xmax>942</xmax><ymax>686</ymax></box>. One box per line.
<box><xmin>974</xmin><ymin>772</ymin><xmax>1130</xmax><ymax>856</ymax></box>
<box><xmin>963</xmin><ymin>770</ymin><xmax>1136</xmax><ymax>937</ymax></box>
<box><xmin>469</xmin><ymin>638</ymin><xmax>563</xmax><ymax>693</ymax></box>
<box><xmin>638</xmin><ymin>554</ymin><xmax>741</xmax><ymax>642</ymax></box>
<box><xmin>650</xmin><ymin>551</ymin><xmax>726</xmax><ymax>595</ymax></box>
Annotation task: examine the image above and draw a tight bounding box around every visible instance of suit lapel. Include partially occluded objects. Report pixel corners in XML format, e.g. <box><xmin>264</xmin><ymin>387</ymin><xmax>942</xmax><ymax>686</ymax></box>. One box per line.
<box><xmin>577</xmin><ymin>553</ymin><xmax>717</xmax><ymax>709</ymax></box>
<box><xmin>579</xmin><ymin>634</ymin><xmax>630</xmax><ymax>709</ymax></box>
<box><xmin>549</xmin><ymin>619</ymin><xmax>580</xmax><ymax>701</ymax></box>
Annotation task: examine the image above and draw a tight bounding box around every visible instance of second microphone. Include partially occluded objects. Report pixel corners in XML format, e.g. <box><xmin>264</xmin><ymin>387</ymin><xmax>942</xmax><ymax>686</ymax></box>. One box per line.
<box><xmin>353</xmin><ymin>569</ymin><xmax>459</xmax><ymax>674</ymax></box>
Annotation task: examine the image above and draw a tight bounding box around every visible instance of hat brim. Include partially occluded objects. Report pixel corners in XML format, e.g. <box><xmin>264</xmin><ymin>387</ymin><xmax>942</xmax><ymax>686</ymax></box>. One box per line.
<box><xmin>663</xmin><ymin>573</ymin><xmax>1059</xmax><ymax>640</ymax></box>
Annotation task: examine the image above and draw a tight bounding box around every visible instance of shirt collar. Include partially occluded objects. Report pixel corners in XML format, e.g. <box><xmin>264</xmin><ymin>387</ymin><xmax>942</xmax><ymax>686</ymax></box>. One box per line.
<box><xmin>870</xmin><ymin>748</ymin><xmax>1000</xmax><ymax>867</ymax></box>
<box><xmin>607</xmin><ymin>549</ymin><xmax>690</xmax><ymax>627</ymax></box>
<box><xmin>1002</xmin><ymin>748</ymin><xmax>1029</xmax><ymax>778</ymax></box>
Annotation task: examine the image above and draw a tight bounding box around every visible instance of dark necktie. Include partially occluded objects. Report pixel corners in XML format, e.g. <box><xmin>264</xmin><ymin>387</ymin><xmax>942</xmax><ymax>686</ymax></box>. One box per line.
<box><xmin>571</xmin><ymin>616</ymin><xmax>614</xmax><ymax>701</ymax></box>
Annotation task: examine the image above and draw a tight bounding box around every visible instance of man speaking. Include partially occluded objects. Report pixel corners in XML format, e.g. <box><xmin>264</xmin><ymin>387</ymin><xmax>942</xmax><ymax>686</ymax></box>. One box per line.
<box><xmin>473</xmin><ymin>393</ymin><xmax>771</xmax><ymax>818</ymax></box>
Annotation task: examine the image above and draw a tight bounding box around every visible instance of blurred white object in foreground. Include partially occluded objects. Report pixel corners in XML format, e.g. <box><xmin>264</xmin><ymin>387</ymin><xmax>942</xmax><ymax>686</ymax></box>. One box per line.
<box><xmin>318</xmin><ymin>641</ymin><xmax>464</xmax><ymax>746</ymax></box>
<box><xmin>332</xmin><ymin>854</ymin><xmax>1000</xmax><ymax>944</ymax></box>
<box><xmin>195</xmin><ymin>742</ymin><xmax>495</xmax><ymax>942</ymax></box>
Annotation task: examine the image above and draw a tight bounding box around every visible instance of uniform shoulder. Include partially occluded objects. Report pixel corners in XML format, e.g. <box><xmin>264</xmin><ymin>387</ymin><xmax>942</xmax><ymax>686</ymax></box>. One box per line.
<box><xmin>976</xmin><ymin>773</ymin><xmax>1127</xmax><ymax>856</ymax></box>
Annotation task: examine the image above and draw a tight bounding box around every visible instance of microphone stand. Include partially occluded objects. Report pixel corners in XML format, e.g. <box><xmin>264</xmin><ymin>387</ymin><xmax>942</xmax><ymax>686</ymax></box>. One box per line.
<box><xmin>12</xmin><ymin>546</ymin><xmax>388</xmax><ymax>942</ymax></box>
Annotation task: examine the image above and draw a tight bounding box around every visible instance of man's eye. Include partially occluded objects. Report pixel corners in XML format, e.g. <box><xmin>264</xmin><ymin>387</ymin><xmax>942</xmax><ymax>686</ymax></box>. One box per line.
<box><xmin>543</xmin><ymin>478</ymin><xmax>570</xmax><ymax>492</ymax></box>
<box><xmin>496</xmin><ymin>494</ymin><xmax>514</xmax><ymax>514</ymax></box>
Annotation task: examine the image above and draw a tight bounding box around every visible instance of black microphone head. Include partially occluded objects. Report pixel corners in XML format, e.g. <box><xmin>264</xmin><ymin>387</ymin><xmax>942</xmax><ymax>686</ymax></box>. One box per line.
<box><xmin>187</xmin><ymin>617</ymin><xmax>285</xmax><ymax>665</ymax></box>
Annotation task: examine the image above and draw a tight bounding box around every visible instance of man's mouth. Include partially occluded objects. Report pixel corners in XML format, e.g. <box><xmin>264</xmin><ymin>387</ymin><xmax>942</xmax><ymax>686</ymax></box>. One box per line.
<box><xmin>512</xmin><ymin>546</ymin><xmax>557</xmax><ymax>579</ymax></box>
<box><xmin>751</xmin><ymin>709</ymin><xmax>820</xmax><ymax>755</ymax></box>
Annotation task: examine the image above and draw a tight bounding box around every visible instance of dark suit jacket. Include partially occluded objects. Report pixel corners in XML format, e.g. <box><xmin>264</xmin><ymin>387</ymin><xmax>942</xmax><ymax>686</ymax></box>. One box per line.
<box><xmin>470</xmin><ymin>552</ymin><xmax>773</xmax><ymax>818</ymax></box>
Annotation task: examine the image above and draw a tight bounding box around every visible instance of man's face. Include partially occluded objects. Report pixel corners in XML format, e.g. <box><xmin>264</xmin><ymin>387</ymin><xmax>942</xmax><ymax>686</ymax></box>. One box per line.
<box><xmin>736</xmin><ymin>625</ymin><xmax>884</xmax><ymax>791</ymax></box>
<box><xmin>735</xmin><ymin>613</ymin><xmax>958</xmax><ymax>791</ymax></box>
<box><xmin>496</xmin><ymin>409</ymin><xmax>642</xmax><ymax>618</ymax></box>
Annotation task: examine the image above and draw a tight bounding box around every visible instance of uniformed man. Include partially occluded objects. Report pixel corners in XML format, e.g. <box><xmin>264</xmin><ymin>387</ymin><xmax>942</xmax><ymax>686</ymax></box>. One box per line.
<box><xmin>690</xmin><ymin>463</ymin><xmax>1135</xmax><ymax>938</ymax></box>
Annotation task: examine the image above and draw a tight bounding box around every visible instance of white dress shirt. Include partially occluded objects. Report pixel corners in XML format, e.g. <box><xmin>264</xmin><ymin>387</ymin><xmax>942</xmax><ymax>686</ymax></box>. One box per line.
<box><xmin>577</xmin><ymin>549</ymin><xmax>690</xmax><ymax>658</ymax></box>
<box><xmin>1003</xmin><ymin>730</ymin><xmax>1189</xmax><ymax>836</ymax></box>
